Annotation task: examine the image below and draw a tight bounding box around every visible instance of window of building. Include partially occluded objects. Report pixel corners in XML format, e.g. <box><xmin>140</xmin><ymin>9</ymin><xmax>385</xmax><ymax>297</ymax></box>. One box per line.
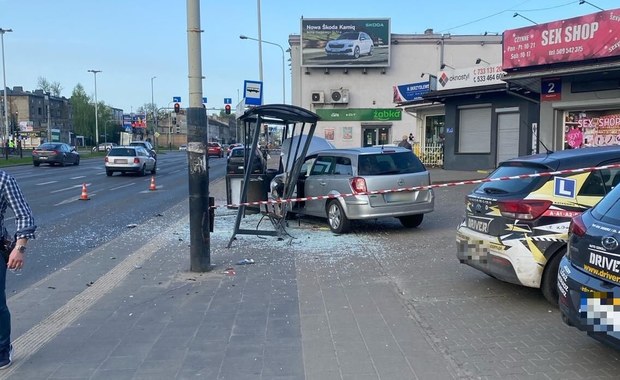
<box><xmin>425</xmin><ymin>115</ymin><xmax>445</xmax><ymax>144</ymax></box>
<box><xmin>458</xmin><ymin>106</ymin><xmax>491</xmax><ymax>153</ymax></box>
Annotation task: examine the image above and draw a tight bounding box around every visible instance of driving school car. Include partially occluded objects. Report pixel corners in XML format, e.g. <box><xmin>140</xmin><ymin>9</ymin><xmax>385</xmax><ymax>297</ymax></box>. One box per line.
<box><xmin>456</xmin><ymin>146</ymin><xmax>620</xmax><ymax>305</ymax></box>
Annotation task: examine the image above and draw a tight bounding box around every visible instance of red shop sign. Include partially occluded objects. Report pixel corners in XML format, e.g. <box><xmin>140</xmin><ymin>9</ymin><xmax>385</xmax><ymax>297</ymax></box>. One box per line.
<box><xmin>503</xmin><ymin>8</ymin><xmax>620</xmax><ymax>70</ymax></box>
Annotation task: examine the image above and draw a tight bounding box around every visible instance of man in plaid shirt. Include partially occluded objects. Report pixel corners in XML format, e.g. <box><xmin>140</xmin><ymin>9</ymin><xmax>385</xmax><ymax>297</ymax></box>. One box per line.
<box><xmin>0</xmin><ymin>170</ymin><xmax>36</xmax><ymax>369</ymax></box>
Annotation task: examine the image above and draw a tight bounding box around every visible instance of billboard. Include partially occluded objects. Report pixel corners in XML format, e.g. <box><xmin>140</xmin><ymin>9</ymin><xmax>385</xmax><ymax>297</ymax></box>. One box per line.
<box><xmin>301</xmin><ymin>18</ymin><xmax>390</xmax><ymax>67</ymax></box>
<box><xmin>435</xmin><ymin>63</ymin><xmax>506</xmax><ymax>90</ymax></box>
<box><xmin>393</xmin><ymin>81</ymin><xmax>431</xmax><ymax>103</ymax></box>
<box><xmin>503</xmin><ymin>8</ymin><xmax>620</xmax><ymax>70</ymax></box>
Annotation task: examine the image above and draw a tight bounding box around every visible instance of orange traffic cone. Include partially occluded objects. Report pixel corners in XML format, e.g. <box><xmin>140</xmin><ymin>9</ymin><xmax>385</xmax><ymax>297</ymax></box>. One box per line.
<box><xmin>149</xmin><ymin>176</ymin><xmax>157</xmax><ymax>191</ymax></box>
<box><xmin>79</xmin><ymin>183</ymin><xmax>90</xmax><ymax>200</ymax></box>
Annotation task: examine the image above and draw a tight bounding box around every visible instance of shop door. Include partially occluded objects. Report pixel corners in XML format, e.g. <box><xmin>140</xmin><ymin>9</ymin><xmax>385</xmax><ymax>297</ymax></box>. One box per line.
<box><xmin>362</xmin><ymin>127</ymin><xmax>390</xmax><ymax>147</ymax></box>
<box><xmin>496</xmin><ymin>113</ymin><xmax>519</xmax><ymax>165</ymax></box>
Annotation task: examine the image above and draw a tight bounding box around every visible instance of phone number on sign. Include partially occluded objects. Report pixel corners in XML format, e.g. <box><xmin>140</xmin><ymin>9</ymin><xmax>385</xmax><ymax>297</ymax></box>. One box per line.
<box><xmin>473</xmin><ymin>73</ymin><xmax>505</xmax><ymax>83</ymax></box>
<box><xmin>549</xmin><ymin>46</ymin><xmax>584</xmax><ymax>56</ymax></box>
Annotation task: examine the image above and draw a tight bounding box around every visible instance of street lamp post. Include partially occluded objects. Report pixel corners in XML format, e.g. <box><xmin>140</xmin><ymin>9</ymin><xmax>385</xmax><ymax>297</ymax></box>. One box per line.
<box><xmin>1</xmin><ymin>28</ymin><xmax>13</xmax><ymax>159</ymax></box>
<box><xmin>240</xmin><ymin>35</ymin><xmax>286</xmax><ymax>104</ymax></box>
<box><xmin>151</xmin><ymin>76</ymin><xmax>157</xmax><ymax>142</ymax></box>
<box><xmin>87</xmin><ymin>69</ymin><xmax>102</xmax><ymax>150</ymax></box>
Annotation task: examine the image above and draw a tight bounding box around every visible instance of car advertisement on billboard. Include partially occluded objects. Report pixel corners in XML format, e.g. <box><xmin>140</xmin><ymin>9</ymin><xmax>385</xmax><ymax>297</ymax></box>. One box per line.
<box><xmin>301</xmin><ymin>18</ymin><xmax>390</xmax><ymax>67</ymax></box>
<box><xmin>503</xmin><ymin>8</ymin><xmax>620</xmax><ymax>70</ymax></box>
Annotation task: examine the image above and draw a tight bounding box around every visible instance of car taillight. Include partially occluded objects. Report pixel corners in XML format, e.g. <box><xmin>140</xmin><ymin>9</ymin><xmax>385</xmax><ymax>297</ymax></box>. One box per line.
<box><xmin>134</xmin><ymin>158</ymin><xmax>140</xmax><ymax>164</ymax></box>
<box><xmin>569</xmin><ymin>214</ymin><xmax>587</xmax><ymax>237</ymax></box>
<box><xmin>497</xmin><ymin>199</ymin><xmax>552</xmax><ymax>220</ymax></box>
<box><xmin>53</xmin><ymin>150</ymin><xmax>60</xmax><ymax>154</ymax></box>
<box><xmin>350</xmin><ymin>177</ymin><xmax>367</xmax><ymax>194</ymax></box>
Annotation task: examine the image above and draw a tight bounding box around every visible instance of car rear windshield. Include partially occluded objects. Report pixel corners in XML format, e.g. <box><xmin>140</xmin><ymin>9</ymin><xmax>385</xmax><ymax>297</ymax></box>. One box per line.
<box><xmin>357</xmin><ymin>152</ymin><xmax>426</xmax><ymax>175</ymax></box>
<box><xmin>591</xmin><ymin>184</ymin><xmax>620</xmax><ymax>225</ymax></box>
<box><xmin>231</xmin><ymin>149</ymin><xmax>252</xmax><ymax>158</ymax></box>
<box><xmin>38</xmin><ymin>144</ymin><xmax>62</xmax><ymax>150</ymax></box>
<box><xmin>108</xmin><ymin>148</ymin><xmax>136</xmax><ymax>157</ymax></box>
<box><xmin>476</xmin><ymin>163</ymin><xmax>548</xmax><ymax>195</ymax></box>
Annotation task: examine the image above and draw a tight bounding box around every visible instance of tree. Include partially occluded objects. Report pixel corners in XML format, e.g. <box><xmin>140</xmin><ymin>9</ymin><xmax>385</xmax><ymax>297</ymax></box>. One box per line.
<box><xmin>37</xmin><ymin>76</ymin><xmax>63</xmax><ymax>97</ymax></box>
<box><xmin>71</xmin><ymin>84</ymin><xmax>94</xmax><ymax>142</ymax></box>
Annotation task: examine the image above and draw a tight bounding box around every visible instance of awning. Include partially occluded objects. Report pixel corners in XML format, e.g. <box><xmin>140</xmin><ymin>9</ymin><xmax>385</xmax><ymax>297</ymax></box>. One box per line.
<box><xmin>422</xmin><ymin>84</ymin><xmax>507</xmax><ymax>102</ymax></box>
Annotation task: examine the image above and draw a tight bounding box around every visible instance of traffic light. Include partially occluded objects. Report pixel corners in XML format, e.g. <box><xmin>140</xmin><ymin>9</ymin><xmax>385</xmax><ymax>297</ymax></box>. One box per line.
<box><xmin>225</xmin><ymin>104</ymin><xmax>231</xmax><ymax>115</ymax></box>
<box><xmin>174</xmin><ymin>103</ymin><xmax>180</xmax><ymax>114</ymax></box>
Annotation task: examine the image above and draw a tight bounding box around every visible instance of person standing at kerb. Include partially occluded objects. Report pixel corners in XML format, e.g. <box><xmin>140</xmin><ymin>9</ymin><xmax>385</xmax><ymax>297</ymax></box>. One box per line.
<box><xmin>0</xmin><ymin>170</ymin><xmax>36</xmax><ymax>369</ymax></box>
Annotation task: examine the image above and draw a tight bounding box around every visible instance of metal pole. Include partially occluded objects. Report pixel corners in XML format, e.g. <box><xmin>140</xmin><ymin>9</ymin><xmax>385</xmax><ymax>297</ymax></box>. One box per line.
<box><xmin>46</xmin><ymin>94</ymin><xmax>51</xmax><ymax>142</ymax></box>
<box><xmin>257</xmin><ymin>0</ymin><xmax>263</xmax><ymax>82</ymax></box>
<box><xmin>187</xmin><ymin>0</ymin><xmax>210</xmax><ymax>272</ymax></box>
<box><xmin>1</xmin><ymin>28</ymin><xmax>12</xmax><ymax>159</ymax></box>
<box><xmin>151</xmin><ymin>76</ymin><xmax>156</xmax><ymax>144</ymax></box>
<box><xmin>88</xmin><ymin>69</ymin><xmax>101</xmax><ymax>150</ymax></box>
<box><xmin>239</xmin><ymin>35</ymin><xmax>286</xmax><ymax>104</ymax></box>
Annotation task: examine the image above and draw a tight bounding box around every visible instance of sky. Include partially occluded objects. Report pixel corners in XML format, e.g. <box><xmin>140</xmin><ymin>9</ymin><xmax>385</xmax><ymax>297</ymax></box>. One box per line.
<box><xmin>1</xmin><ymin>0</ymin><xmax>618</xmax><ymax>115</ymax></box>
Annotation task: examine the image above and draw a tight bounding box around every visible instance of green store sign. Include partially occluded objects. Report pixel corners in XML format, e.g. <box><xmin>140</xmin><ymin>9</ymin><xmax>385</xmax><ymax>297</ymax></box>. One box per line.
<box><xmin>316</xmin><ymin>108</ymin><xmax>402</xmax><ymax>121</ymax></box>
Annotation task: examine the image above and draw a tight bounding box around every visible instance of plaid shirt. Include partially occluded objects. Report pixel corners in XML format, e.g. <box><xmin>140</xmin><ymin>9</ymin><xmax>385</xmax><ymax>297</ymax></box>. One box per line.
<box><xmin>0</xmin><ymin>170</ymin><xmax>36</xmax><ymax>241</ymax></box>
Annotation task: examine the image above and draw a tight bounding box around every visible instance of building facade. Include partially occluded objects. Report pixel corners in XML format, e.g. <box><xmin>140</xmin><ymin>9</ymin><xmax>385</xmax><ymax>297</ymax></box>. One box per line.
<box><xmin>1</xmin><ymin>86</ymin><xmax>73</xmax><ymax>147</ymax></box>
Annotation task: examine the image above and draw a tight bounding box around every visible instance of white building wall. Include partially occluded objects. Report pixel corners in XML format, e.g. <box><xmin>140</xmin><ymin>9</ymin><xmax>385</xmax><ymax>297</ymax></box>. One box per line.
<box><xmin>288</xmin><ymin>32</ymin><xmax>502</xmax><ymax>148</ymax></box>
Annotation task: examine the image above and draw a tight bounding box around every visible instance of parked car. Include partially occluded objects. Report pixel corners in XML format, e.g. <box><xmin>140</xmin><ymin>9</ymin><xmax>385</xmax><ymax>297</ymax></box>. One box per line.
<box><xmin>269</xmin><ymin>146</ymin><xmax>434</xmax><ymax>234</ymax></box>
<box><xmin>208</xmin><ymin>142</ymin><xmax>224</xmax><ymax>158</ymax></box>
<box><xmin>559</xmin><ymin>183</ymin><xmax>620</xmax><ymax>349</ymax></box>
<box><xmin>129</xmin><ymin>141</ymin><xmax>157</xmax><ymax>159</ymax></box>
<box><xmin>105</xmin><ymin>146</ymin><xmax>157</xmax><ymax>176</ymax></box>
<box><xmin>179</xmin><ymin>144</ymin><xmax>187</xmax><ymax>151</ymax></box>
<box><xmin>91</xmin><ymin>142</ymin><xmax>118</xmax><ymax>152</ymax></box>
<box><xmin>325</xmin><ymin>31</ymin><xmax>374</xmax><ymax>59</ymax></box>
<box><xmin>32</xmin><ymin>143</ymin><xmax>80</xmax><ymax>167</ymax></box>
<box><xmin>227</xmin><ymin>143</ymin><xmax>243</xmax><ymax>157</ymax></box>
<box><xmin>227</xmin><ymin>146</ymin><xmax>266</xmax><ymax>174</ymax></box>
<box><xmin>456</xmin><ymin>146</ymin><xmax>620</xmax><ymax>305</ymax></box>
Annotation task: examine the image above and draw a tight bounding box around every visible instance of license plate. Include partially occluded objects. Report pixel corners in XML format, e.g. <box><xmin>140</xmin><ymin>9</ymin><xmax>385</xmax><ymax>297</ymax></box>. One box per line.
<box><xmin>115</xmin><ymin>159</ymin><xmax>128</xmax><ymax>164</ymax></box>
<box><xmin>40</xmin><ymin>157</ymin><xmax>47</xmax><ymax>160</ymax></box>
<box><xmin>384</xmin><ymin>191</ymin><xmax>411</xmax><ymax>203</ymax></box>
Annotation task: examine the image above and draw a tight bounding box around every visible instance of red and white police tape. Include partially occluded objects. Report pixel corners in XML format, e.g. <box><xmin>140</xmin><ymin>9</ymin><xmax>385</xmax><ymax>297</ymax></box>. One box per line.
<box><xmin>220</xmin><ymin>163</ymin><xmax>620</xmax><ymax>209</ymax></box>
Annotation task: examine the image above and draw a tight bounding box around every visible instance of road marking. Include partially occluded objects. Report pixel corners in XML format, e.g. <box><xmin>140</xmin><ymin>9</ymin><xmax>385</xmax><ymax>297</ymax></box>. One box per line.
<box><xmin>110</xmin><ymin>183</ymin><xmax>136</xmax><ymax>191</ymax></box>
<box><xmin>1</xmin><ymin>217</ymin><xmax>186</xmax><ymax>377</ymax></box>
<box><xmin>69</xmin><ymin>176</ymin><xmax>86</xmax><ymax>180</ymax></box>
<box><xmin>50</xmin><ymin>184</ymin><xmax>87</xmax><ymax>194</ymax></box>
<box><xmin>35</xmin><ymin>181</ymin><xmax>58</xmax><ymax>186</ymax></box>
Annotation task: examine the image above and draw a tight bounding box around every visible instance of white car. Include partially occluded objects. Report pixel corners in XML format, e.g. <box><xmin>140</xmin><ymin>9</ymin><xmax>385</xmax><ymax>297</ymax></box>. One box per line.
<box><xmin>105</xmin><ymin>146</ymin><xmax>157</xmax><ymax>176</ymax></box>
<box><xmin>179</xmin><ymin>144</ymin><xmax>187</xmax><ymax>151</ymax></box>
<box><xmin>91</xmin><ymin>142</ymin><xmax>117</xmax><ymax>152</ymax></box>
<box><xmin>325</xmin><ymin>32</ymin><xmax>374</xmax><ymax>59</ymax></box>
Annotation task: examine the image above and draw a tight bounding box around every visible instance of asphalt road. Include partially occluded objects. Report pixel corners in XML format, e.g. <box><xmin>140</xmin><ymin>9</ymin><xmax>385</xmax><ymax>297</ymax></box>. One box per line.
<box><xmin>1</xmin><ymin>151</ymin><xmax>227</xmax><ymax>294</ymax></box>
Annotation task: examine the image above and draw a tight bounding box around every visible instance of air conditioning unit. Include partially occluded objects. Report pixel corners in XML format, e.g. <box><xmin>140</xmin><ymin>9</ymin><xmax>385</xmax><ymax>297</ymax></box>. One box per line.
<box><xmin>329</xmin><ymin>89</ymin><xmax>349</xmax><ymax>104</ymax></box>
<box><xmin>311</xmin><ymin>91</ymin><xmax>325</xmax><ymax>104</ymax></box>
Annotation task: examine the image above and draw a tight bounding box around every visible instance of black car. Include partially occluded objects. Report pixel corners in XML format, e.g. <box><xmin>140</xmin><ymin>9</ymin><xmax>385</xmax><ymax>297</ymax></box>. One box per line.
<box><xmin>457</xmin><ymin>146</ymin><xmax>620</xmax><ymax>305</ymax></box>
<box><xmin>32</xmin><ymin>143</ymin><xmax>80</xmax><ymax>167</ymax></box>
<box><xmin>129</xmin><ymin>141</ymin><xmax>157</xmax><ymax>159</ymax></box>
<box><xmin>226</xmin><ymin>146</ymin><xmax>266</xmax><ymax>174</ymax></box>
<box><xmin>559</xmin><ymin>181</ymin><xmax>620</xmax><ymax>349</ymax></box>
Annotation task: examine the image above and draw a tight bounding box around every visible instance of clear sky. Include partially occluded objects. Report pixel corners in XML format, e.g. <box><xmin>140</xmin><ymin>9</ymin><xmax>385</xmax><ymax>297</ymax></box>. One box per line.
<box><xmin>0</xmin><ymin>0</ymin><xmax>617</xmax><ymax>114</ymax></box>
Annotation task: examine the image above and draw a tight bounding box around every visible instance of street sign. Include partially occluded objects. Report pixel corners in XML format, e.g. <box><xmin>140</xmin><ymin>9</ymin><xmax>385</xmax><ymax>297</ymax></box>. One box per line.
<box><xmin>173</xmin><ymin>96</ymin><xmax>181</xmax><ymax>102</ymax></box>
<box><xmin>202</xmin><ymin>97</ymin><xmax>208</xmax><ymax>104</ymax></box>
<box><xmin>243</xmin><ymin>80</ymin><xmax>263</xmax><ymax>106</ymax></box>
<box><xmin>224</xmin><ymin>98</ymin><xmax>232</xmax><ymax>104</ymax></box>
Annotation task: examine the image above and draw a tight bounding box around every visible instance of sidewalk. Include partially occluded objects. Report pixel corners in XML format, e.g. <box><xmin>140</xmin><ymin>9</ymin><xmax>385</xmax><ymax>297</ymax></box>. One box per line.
<box><xmin>2</xmin><ymin>169</ymin><xmax>484</xmax><ymax>380</ymax></box>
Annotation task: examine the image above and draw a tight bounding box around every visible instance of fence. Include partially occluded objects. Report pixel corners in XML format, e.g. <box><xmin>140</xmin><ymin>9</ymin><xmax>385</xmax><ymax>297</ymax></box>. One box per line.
<box><xmin>414</xmin><ymin>142</ymin><xmax>443</xmax><ymax>167</ymax></box>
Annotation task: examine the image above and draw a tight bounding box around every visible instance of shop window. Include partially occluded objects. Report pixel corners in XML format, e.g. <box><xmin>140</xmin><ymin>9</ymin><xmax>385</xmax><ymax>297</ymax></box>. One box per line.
<box><xmin>457</xmin><ymin>107</ymin><xmax>491</xmax><ymax>153</ymax></box>
<box><xmin>425</xmin><ymin>115</ymin><xmax>445</xmax><ymax>144</ymax></box>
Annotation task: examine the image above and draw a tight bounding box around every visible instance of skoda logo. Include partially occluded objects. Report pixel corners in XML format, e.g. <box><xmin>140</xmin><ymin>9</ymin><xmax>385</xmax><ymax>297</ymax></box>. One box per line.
<box><xmin>475</xmin><ymin>204</ymin><xmax>483</xmax><ymax>213</ymax></box>
<box><xmin>602</xmin><ymin>236</ymin><xmax>619</xmax><ymax>251</ymax></box>
<box><xmin>397</xmin><ymin>178</ymin><xmax>405</xmax><ymax>187</ymax></box>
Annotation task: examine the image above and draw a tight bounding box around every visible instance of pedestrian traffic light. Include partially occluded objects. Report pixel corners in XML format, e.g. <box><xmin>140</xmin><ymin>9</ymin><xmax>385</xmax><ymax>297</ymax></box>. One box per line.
<box><xmin>174</xmin><ymin>103</ymin><xmax>180</xmax><ymax>114</ymax></box>
<box><xmin>225</xmin><ymin>104</ymin><xmax>231</xmax><ymax>115</ymax></box>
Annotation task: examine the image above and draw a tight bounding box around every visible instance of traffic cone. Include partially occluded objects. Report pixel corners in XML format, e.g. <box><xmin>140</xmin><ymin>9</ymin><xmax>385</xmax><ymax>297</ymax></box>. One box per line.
<box><xmin>79</xmin><ymin>183</ymin><xmax>90</xmax><ymax>200</ymax></box>
<box><xmin>149</xmin><ymin>176</ymin><xmax>157</xmax><ymax>191</ymax></box>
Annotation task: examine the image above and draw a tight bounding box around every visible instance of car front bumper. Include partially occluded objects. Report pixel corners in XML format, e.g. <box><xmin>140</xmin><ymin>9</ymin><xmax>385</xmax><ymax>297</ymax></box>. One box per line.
<box><xmin>558</xmin><ymin>255</ymin><xmax>620</xmax><ymax>350</ymax></box>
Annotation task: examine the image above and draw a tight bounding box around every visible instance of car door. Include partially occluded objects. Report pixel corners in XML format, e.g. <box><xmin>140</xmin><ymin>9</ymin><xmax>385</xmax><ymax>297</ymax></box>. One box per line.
<box><xmin>304</xmin><ymin>155</ymin><xmax>336</xmax><ymax>216</ymax></box>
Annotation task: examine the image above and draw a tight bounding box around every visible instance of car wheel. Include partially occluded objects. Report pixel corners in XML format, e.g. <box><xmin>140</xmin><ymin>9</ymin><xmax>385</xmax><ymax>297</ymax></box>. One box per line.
<box><xmin>74</xmin><ymin>157</ymin><xmax>80</xmax><ymax>166</ymax></box>
<box><xmin>60</xmin><ymin>157</ymin><xmax>66</xmax><ymax>167</ymax></box>
<box><xmin>151</xmin><ymin>163</ymin><xmax>157</xmax><ymax>175</ymax></box>
<box><xmin>398</xmin><ymin>214</ymin><xmax>424</xmax><ymax>228</ymax></box>
<box><xmin>327</xmin><ymin>200</ymin><xmax>350</xmax><ymax>234</ymax></box>
<box><xmin>33</xmin><ymin>161</ymin><xmax>40</xmax><ymax>167</ymax></box>
<box><xmin>368</xmin><ymin>46</ymin><xmax>373</xmax><ymax>56</ymax></box>
<box><xmin>139</xmin><ymin>165</ymin><xmax>146</xmax><ymax>176</ymax></box>
<box><xmin>106</xmin><ymin>170</ymin><xmax>113</xmax><ymax>176</ymax></box>
<box><xmin>541</xmin><ymin>247</ymin><xmax>565</xmax><ymax>306</ymax></box>
<box><xmin>353</xmin><ymin>46</ymin><xmax>360</xmax><ymax>59</ymax></box>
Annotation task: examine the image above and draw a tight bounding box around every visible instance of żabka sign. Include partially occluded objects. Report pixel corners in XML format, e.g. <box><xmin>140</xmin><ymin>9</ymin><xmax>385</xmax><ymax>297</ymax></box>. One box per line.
<box><xmin>503</xmin><ymin>8</ymin><xmax>620</xmax><ymax>70</ymax></box>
